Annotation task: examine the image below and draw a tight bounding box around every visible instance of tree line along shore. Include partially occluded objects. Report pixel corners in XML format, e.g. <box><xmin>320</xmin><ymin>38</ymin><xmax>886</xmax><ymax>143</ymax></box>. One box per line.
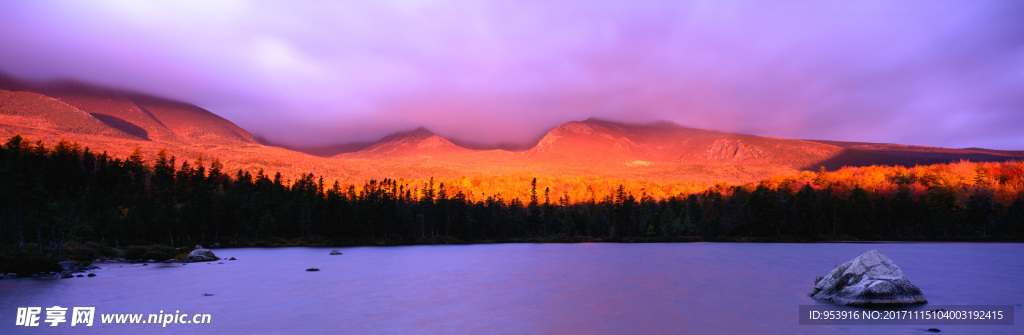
<box><xmin>1</xmin><ymin>135</ymin><xmax>1022</xmax><ymax>275</ymax></box>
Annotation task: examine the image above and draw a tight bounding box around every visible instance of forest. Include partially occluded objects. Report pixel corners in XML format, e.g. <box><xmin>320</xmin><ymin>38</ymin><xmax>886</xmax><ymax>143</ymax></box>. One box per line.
<box><xmin>1</xmin><ymin>135</ymin><xmax>1022</xmax><ymax>274</ymax></box>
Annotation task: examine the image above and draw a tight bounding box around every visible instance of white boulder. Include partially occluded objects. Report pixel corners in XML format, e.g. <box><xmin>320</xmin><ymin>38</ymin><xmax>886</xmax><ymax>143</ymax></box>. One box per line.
<box><xmin>184</xmin><ymin>247</ymin><xmax>219</xmax><ymax>262</ymax></box>
<box><xmin>811</xmin><ymin>250</ymin><xmax>926</xmax><ymax>305</ymax></box>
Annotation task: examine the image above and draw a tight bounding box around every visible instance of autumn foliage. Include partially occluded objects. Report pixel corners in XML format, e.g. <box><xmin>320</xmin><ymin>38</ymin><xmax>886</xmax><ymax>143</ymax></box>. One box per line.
<box><xmin>1</xmin><ymin>133</ymin><xmax>1020</xmax><ymax>268</ymax></box>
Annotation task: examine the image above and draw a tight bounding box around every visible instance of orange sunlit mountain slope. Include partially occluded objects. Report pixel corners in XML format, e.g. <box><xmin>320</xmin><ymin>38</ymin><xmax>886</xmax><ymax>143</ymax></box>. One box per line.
<box><xmin>2</xmin><ymin>75</ymin><xmax>1022</xmax><ymax>201</ymax></box>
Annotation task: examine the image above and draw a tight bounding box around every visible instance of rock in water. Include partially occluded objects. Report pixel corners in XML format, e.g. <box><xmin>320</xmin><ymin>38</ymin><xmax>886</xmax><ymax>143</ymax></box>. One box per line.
<box><xmin>184</xmin><ymin>247</ymin><xmax>220</xmax><ymax>262</ymax></box>
<box><xmin>329</xmin><ymin>250</ymin><xmax>342</xmax><ymax>255</ymax></box>
<box><xmin>811</xmin><ymin>250</ymin><xmax>926</xmax><ymax>305</ymax></box>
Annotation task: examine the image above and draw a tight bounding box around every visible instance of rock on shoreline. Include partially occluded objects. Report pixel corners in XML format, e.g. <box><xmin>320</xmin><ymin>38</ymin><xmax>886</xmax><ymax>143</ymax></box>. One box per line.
<box><xmin>58</xmin><ymin>261</ymin><xmax>81</xmax><ymax>278</ymax></box>
<box><xmin>184</xmin><ymin>245</ymin><xmax>220</xmax><ymax>262</ymax></box>
<box><xmin>811</xmin><ymin>250</ymin><xmax>927</xmax><ymax>305</ymax></box>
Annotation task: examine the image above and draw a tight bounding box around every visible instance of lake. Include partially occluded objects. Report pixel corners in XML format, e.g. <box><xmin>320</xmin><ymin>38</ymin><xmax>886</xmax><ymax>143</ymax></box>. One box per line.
<box><xmin>1</xmin><ymin>243</ymin><xmax>1022</xmax><ymax>334</ymax></box>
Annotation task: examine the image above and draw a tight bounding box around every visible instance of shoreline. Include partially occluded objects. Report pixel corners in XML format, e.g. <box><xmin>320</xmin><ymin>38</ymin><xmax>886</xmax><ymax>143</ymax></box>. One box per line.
<box><xmin>4</xmin><ymin>238</ymin><xmax>1021</xmax><ymax>279</ymax></box>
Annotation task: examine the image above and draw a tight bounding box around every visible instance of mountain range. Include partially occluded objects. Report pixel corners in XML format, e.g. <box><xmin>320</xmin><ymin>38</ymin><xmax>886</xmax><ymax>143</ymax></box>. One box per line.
<box><xmin>2</xmin><ymin>75</ymin><xmax>1022</xmax><ymax>184</ymax></box>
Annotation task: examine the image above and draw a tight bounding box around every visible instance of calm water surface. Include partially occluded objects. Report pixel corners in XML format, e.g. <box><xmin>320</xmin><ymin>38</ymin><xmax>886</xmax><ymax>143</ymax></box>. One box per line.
<box><xmin>1</xmin><ymin>243</ymin><xmax>1022</xmax><ymax>334</ymax></box>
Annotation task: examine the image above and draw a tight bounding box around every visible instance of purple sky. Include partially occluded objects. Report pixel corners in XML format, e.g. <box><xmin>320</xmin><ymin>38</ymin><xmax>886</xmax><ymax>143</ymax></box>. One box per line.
<box><xmin>1</xmin><ymin>1</ymin><xmax>1022</xmax><ymax>149</ymax></box>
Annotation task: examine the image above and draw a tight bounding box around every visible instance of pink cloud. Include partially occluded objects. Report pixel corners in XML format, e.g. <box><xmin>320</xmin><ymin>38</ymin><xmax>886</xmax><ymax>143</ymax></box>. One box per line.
<box><xmin>1</xmin><ymin>1</ymin><xmax>1021</xmax><ymax>149</ymax></box>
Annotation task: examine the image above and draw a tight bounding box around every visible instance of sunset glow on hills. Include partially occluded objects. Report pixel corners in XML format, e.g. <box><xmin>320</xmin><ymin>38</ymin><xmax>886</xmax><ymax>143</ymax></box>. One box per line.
<box><xmin>2</xmin><ymin>75</ymin><xmax>1022</xmax><ymax>204</ymax></box>
<box><xmin>2</xmin><ymin>3</ymin><xmax>1023</xmax><ymax>334</ymax></box>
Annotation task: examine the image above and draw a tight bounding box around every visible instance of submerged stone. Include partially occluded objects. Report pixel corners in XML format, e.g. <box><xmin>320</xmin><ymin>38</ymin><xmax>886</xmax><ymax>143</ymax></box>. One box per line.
<box><xmin>811</xmin><ymin>250</ymin><xmax>926</xmax><ymax>305</ymax></box>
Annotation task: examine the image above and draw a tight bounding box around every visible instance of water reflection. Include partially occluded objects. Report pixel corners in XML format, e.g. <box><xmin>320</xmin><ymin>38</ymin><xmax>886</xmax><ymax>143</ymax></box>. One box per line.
<box><xmin>1</xmin><ymin>243</ymin><xmax>1021</xmax><ymax>334</ymax></box>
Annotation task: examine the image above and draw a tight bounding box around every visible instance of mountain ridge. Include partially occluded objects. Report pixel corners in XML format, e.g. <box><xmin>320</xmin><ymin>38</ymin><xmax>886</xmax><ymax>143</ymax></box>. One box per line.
<box><xmin>0</xmin><ymin>76</ymin><xmax>258</xmax><ymax>147</ymax></box>
<box><xmin>338</xmin><ymin>126</ymin><xmax>476</xmax><ymax>159</ymax></box>
<box><xmin>2</xmin><ymin>74</ymin><xmax>1022</xmax><ymax>185</ymax></box>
